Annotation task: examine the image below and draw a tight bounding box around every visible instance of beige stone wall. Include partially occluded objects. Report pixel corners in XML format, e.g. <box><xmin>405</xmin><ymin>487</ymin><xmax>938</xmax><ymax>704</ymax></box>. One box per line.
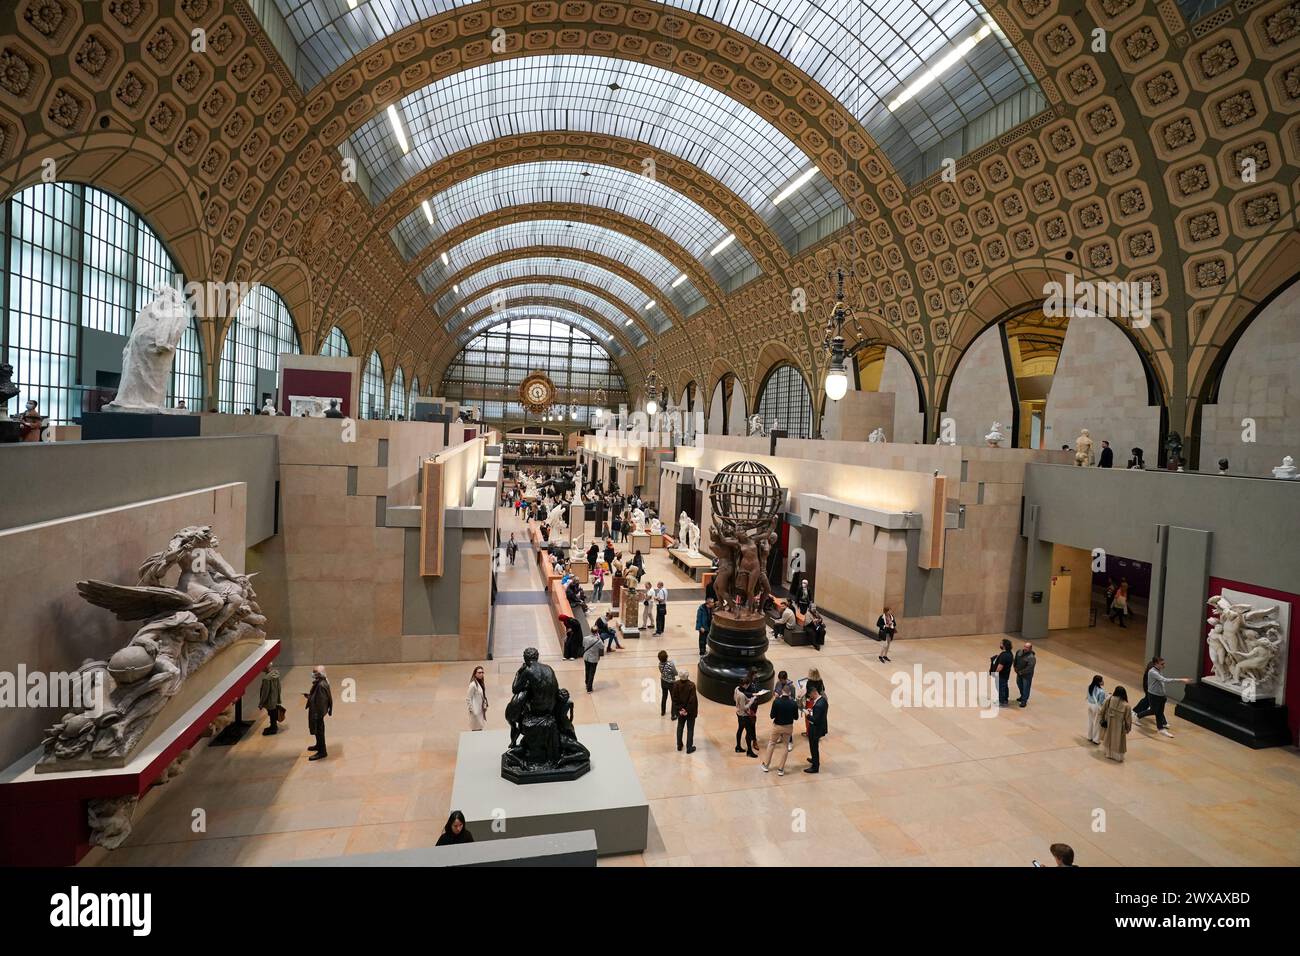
<box><xmin>1043</xmin><ymin>314</ymin><xmax>1161</xmax><ymax>464</ymax></box>
<box><xmin>821</xmin><ymin>390</ymin><xmax>895</xmax><ymax>441</ymax></box>
<box><xmin>200</xmin><ymin>416</ymin><xmax>491</xmax><ymax>667</ymax></box>
<box><xmin>942</xmin><ymin>324</ymin><xmax>1014</xmax><ymax>445</ymax></box>
<box><xmin>878</xmin><ymin>347</ymin><xmax>926</xmax><ymax>444</ymax></box>
<box><xmin>0</xmin><ymin>483</ymin><xmax>247</xmax><ymax>770</ymax></box>
<box><xmin>1200</xmin><ymin>280</ymin><xmax>1300</xmax><ymax>476</ymax></box>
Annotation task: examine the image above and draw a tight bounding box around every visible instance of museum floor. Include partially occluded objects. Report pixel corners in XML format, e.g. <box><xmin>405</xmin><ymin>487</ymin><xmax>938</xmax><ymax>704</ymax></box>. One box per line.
<box><xmin>82</xmin><ymin>509</ymin><xmax>1300</xmax><ymax>867</ymax></box>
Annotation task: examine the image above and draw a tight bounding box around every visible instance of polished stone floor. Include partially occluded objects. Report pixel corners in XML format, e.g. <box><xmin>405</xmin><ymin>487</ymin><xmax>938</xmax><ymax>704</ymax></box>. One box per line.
<box><xmin>84</xmin><ymin>509</ymin><xmax>1300</xmax><ymax>867</ymax></box>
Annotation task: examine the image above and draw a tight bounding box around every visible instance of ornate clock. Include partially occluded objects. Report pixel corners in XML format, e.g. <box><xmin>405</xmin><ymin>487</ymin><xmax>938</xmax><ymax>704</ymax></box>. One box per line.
<box><xmin>519</xmin><ymin>372</ymin><xmax>557</xmax><ymax>414</ymax></box>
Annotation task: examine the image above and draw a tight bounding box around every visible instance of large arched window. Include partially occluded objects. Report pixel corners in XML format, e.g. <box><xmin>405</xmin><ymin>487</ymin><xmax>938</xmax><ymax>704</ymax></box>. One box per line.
<box><xmin>218</xmin><ymin>284</ymin><xmax>300</xmax><ymax>413</ymax></box>
<box><xmin>319</xmin><ymin>326</ymin><xmax>351</xmax><ymax>357</ymax></box>
<box><xmin>409</xmin><ymin>375</ymin><xmax>420</xmax><ymax>414</ymax></box>
<box><xmin>391</xmin><ymin>366</ymin><xmax>406</xmax><ymax>419</ymax></box>
<box><xmin>756</xmin><ymin>363</ymin><xmax>813</xmax><ymax>439</ymax></box>
<box><xmin>441</xmin><ymin>316</ymin><xmax>628</xmax><ymax>425</ymax></box>
<box><xmin>1</xmin><ymin>182</ymin><xmax>204</xmax><ymax>423</ymax></box>
<box><xmin>361</xmin><ymin>351</ymin><xmax>386</xmax><ymax>419</ymax></box>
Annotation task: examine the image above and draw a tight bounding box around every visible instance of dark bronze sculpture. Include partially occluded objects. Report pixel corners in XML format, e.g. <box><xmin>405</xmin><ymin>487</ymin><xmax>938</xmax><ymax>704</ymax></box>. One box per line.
<box><xmin>502</xmin><ymin>647</ymin><xmax>591</xmax><ymax>784</ymax></box>
<box><xmin>697</xmin><ymin>461</ymin><xmax>782</xmax><ymax>703</ymax></box>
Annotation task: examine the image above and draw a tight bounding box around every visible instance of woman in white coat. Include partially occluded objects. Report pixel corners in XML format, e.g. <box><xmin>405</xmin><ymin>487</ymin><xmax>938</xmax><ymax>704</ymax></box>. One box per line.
<box><xmin>1086</xmin><ymin>675</ymin><xmax>1107</xmax><ymax>744</ymax></box>
<box><xmin>467</xmin><ymin>666</ymin><xmax>489</xmax><ymax>731</ymax></box>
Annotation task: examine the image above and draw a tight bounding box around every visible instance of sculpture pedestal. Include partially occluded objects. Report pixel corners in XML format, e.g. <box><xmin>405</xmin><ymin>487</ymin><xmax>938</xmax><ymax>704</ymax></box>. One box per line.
<box><xmin>452</xmin><ymin>724</ymin><xmax>648</xmax><ymax>855</ymax></box>
<box><xmin>697</xmin><ymin>611</ymin><xmax>775</xmax><ymax>704</ymax></box>
<box><xmin>80</xmin><ymin>411</ymin><xmax>199</xmax><ymax>440</ymax></box>
<box><xmin>0</xmin><ymin>419</ymin><xmax>21</xmax><ymax>443</ymax></box>
<box><xmin>1174</xmin><ymin>682</ymin><xmax>1291</xmax><ymax>749</ymax></box>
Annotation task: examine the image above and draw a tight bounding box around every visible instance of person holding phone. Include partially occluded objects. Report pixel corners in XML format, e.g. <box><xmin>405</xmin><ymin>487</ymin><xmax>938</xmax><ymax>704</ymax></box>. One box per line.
<box><xmin>876</xmin><ymin>606</ymin><xmax>897</xmax><ymax>662</ymax></box>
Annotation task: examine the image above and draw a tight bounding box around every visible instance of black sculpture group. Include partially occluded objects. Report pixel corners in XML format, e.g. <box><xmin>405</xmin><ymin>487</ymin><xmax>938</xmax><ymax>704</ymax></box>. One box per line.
<box><xmin>501</xmin><ymin>647</ymin><xmax>591</xmax><ymax>784</ymax></box>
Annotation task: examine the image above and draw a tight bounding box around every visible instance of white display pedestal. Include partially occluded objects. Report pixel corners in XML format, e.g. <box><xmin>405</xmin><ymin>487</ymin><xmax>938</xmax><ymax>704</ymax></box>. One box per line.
<box><xmin>450</xmin><ymin>724</ymin><xmax>649</xmax><ymax>856</ymax></box>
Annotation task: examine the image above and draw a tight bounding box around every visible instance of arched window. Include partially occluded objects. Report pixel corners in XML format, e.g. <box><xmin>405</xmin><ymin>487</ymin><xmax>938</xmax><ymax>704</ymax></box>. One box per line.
<box><xmin>391</xmin><ymin>366</ymin><xmax>406</xmax><ymax>419</ymax></box>
<box><xmin>319</xmin><ymin>326</ymin><xmax>351</xmax><ymax>356</ymax></box>
<box><xmin>2</xmin><ymin>182</ymin><xmax>203</xmax><ymax>423</ymax></box>
<box><xmin>362</xmin><ymin>351</ymin><xmax>385</xmax><ymax>419</ymax></box>
<box><xmin>218</xmin><ymin>284</ymin><xmax>300</xmax><ymax>413</ymax></box>
<box><xmin>441</xmin><ymin>316</ymin><xmax>627</xmax><ymax>425</ymax></box>
<box><xmin>409</xmin><ymin>375</ymin><xmax>420</xmax><ymax>414</ymax></box>
<box><xmin>756</xmin><ymin>363</ymin><xmax>813</xmax><ymax>439</ymax></box>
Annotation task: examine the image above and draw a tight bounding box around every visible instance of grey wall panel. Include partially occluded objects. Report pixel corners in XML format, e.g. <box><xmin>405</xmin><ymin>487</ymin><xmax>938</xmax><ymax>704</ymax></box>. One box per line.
<box><xmin>80</xmin><ymin>327</ymin><xmax>127</xmax><ymax>384</ymax></box>
<box><xmin>402</xmin><ymin>526</ymin><xmax>463</xmax><ymax>635</ymax></box>
<box><xmin>1022</xmin><ymin>465</ymin><xmax>1300</xmax><ymax>592</ymax></box>
<box><xmin>0</xmin><ymin>435</ymin><xmax>278</xmax><ymax>543</ymax></box>
<box><xmin>1158</xmin><ymin>527</ymin><xmax>1213</xmax><ymax>700</ymax></box>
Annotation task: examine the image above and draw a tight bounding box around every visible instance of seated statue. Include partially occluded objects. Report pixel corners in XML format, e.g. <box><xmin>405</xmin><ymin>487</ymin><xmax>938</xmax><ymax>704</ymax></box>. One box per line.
<box><xmin>502</xmin><ymin>647</ymin><xmax>591</xmax><ymax>784</ymax></box>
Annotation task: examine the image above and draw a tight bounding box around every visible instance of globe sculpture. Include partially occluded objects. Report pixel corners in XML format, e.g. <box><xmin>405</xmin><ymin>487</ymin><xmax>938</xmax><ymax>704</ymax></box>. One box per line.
<box><xmin>698</xmin><ymin>461</ymin><xmax>783</xmax><ymax>704</ymax></box>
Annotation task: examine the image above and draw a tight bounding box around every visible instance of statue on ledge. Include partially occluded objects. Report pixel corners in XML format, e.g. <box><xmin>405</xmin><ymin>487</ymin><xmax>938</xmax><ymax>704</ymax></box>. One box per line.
<box><xmin>104</xmin><ymin>284</ymin><xmax>189</xmax><ymax>414</ymax></box>
<box><xmin>502</xmin><ymin>648</ymin><xmax>591</xmax><ymax>784</ymax></box>
<box><xmin>1074</xmin><ymin>428</ymin><xmax>1094</xmax><ymax>466</ymax></box>
<box><xmin>985</xmin><ymin>422</ymin><xmax>1006</xmax><ymax>447</ymax></box>
<box><xmin>868</xmin><ymin>427</ymin><xmax>886</xmax><ymax>443</ymax></box>
<box><xmin>1206</xmin><ymin>596</ymin><xmax>1286</xmax><ymax>701</ymax></box>
<box><xmin>38</xmin><ymin>525</ymin><xmax>267</xmax><ymax>772</ymax></box>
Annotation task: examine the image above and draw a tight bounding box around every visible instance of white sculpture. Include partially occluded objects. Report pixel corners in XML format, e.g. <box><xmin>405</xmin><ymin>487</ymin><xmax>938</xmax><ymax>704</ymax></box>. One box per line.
<box><xmin>1272</xmin><ymin>456</ymin><xmax>1298</xmax><ymax>479</ymax></box>
<box><xmin>868</xmin><ymin>427</ymin><xmax>886</xmax><ymax>444</ymax></box>
<box><xmin>1074</xmin><ymin>428</ymin><xmax>1094</xmax><ymax>466</ymax></box>
<box><xmin>547</xmin><ymin>502</ymin><xmax>568</xmax><ymax>532</ymax></box>
<box><xmin>679</xmin><ymin>511</ymin><xmax>701</xmax><ymax>556</ymax></box>
<box><xmin>1206</xmin><ymin>594</ymin><xmax>1288</xmax><ymax>701</ymax></box>
<box><xmin>259</xmin><ymin>398</ymin><xmax>277</xmax><ymax>416</ymax></box>
<box><xmin>748</xmin><ymin>414</ymin><xmax>766</xmax><ymax>437</ymax></box>
<box><xmin>631</xmin><ymin>507</ymin><xmax>646</xmax><ymax>534</ymax></box>
<box><xmin>104</xmin><ymin>285</ymin><xmax>189</xmax><ymax>414</ymax></box>
<box><xmin>985</xmin><ymin>421</ymin><xmax>1006</xmax><ymax>447</ymax></box>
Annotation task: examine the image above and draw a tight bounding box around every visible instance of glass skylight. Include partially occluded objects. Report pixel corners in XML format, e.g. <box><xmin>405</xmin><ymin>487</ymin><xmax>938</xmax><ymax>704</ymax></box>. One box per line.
<box><xmin>280</xmin><ymin>2</ymin><xmax>1039</xmax><ymax>185</ymax></box>
<box><xmin>449</xmin><ymin>308</ymin><xmax>626</xmax><ymax>355</ymax></box>
<box><xmin>347</xmin><ymin>54</ymin><xmax>841</xmax><ymax>247</ymax></box>
<box><xmin>392</xmin><ymin>161</ymin><xmax>755</xmax><ymax>282</ymax></box>
<box><xmin>452</xmin><ymin>283</ymin><xmax>640</xmax><ymax>341</ymax></box>
<box><xmin>418</xmin><ymin>220</ymin><xmax>702</xmax><ymax>318</ymax></box>
<box><xmin>433</xmin><ymin>257</ymin><xmax>653</xmax><ymax>328</ymax></box>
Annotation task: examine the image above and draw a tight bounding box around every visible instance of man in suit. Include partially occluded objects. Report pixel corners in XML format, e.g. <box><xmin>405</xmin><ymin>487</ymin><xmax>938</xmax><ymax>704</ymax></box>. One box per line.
<box><xmin>1098</xmin><ymin>440</ymin><xmax>1114</xmax><ymax>468</ymax></box>
<box><xmin>804</xmin><ymin>684</ymin><xmax>828</xmax><ymax>774</ymax></box>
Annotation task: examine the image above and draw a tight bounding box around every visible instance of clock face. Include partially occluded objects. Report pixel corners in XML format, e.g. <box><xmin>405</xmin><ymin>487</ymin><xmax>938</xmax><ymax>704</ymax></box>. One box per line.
<box><xmin>519</xmin><ymin>372</ymin><xmax>556</xmax><ymax>413</ymax></box>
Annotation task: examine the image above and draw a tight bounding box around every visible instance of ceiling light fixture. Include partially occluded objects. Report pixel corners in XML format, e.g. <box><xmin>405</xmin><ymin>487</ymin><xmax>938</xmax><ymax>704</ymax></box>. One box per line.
<box><xmin>710</xmin><ymin>234</ymin><xmax>736</xmax><ymax>256</ymax></box>
<box><xmin>386</xmin><ymin>104</ymin><xmax>410</xmax><ymax>153</ymax></box>
<box><xmin>422</xmin><ymin>200</ymin><xmax>434</xmax><ymax>225</ymax></box>
<box><xmin>671</xmin><ymin>273</ymin><xmax>688</xmax><ymax>288</ymax></box>
<box><xmin>644</xmin><ymin>299</ymin><xmax>656</xmax><ymax>310</ymax></box>
<box><xmin>772</xmin><ymin>166</ymin><xmax>820</xmax><ymax>205</ymax></box>
<box><xmin>441</xmin><ymin>252</ymin><xmax>449</xmax><ymax>266</ymax></box>
<box><xmin>888</xmin><ymin>24</ymin><xmax>993</xmax><ymax>112</ymax></box>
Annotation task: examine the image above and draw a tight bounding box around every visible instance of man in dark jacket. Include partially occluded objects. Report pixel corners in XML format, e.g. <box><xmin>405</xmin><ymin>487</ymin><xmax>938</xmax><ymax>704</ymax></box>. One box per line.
<box><xmin>1098</xmin><ymin>440</ymin><xmax>1114</xmax><ymax>468</ymax></box>
<box><xmin>695</xmin><ymin>597</ymin><xmax>714</xmax><ymax>656</ymax></box>
<box><xmin>304</xmin><ymin>666</ymin><xmax>332</xmax><ymax>760</ymax></box>
<box><xmin>671</xmin><ymin>669</ymin><xmax>699</xmax><ymax>753</ymax></box>
<box><xmin>258</xmin><ymin>664</ymin><xmax>282</xmax><ymax>736</ymax></box>
<box><xmin>804</xmin><ymin>684</ymin><xmax>828</xmax><ymax>773</ymax></box>
<box><xmin>1013</xmin><ymin>642</ymin><xmax>1037</xmax><ymax>708</ymax></box>
<box><xmin>762</xmin><ymin>685</ymin><xmax>799</xmax><ymax>775</ymax></box>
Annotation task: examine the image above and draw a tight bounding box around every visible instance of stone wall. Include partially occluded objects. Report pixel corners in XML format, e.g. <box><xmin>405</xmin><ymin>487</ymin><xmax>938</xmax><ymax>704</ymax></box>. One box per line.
<box><xmin>1043</xmin><ymin>314</ymin><xmax>1161</xmax><ymax>465</ymax></box>
<box><xmin>1200</xmin><ymin>280</ymin><xmax>1300</xmax><ymax>476</ymax></box>
<box><xmin>878</xmin><ymin>347</ymin><xmax>926</xmax><ymax>444</ymax></box>
<box><xmin>942</xmin><ymin>324</ymin><xmax>1014</xmax><ymax>445</ymax></box>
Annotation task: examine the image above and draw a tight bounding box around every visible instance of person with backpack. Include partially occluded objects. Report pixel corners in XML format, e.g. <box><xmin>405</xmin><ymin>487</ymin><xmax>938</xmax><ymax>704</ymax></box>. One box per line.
<box><xmin>581</xmin><ymin>628</ymin><xmax>604</xmax><ymax>692</ymax></box>
<box><xmin>657</xmin><ymin>650</ymin><xmax>678</xmax><ymax>719</ymax></box>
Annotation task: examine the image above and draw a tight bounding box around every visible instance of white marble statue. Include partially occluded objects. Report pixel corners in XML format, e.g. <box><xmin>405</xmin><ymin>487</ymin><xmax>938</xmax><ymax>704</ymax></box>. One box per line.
<box><xmin>651</xmin><ymin>516</ymin><xmax>663</xmax><ymax>535</ymax></box>
<box><xmin>1272</xmin><ymin>456</ymin><xmax>1298</xmax><ymax>479</ymax></box>
<box><xmin>259</xmin><ymin>398</ymin><xmax>277</xmax><ymax>416</ymax></box>
<box><xmin>868</xmin><ymin>427</ymin><xmax>886</xmax><ymax>444</ymax></box>
<box><xmin>547</xmin><ymin>502</ymin><xmax>568</xmax><ymax>532</ymax></box>
<box><xmin>1206</xmin><ymin>594</ymin><xmax>1287</xmax><ymax>701</ymax></box>
<box><xmin>748</xmin><ymin>414</ymin><xmax>766</xmax><ymax>437</ymax></box>
<box><xmin>104</xmin><ymin>284</ymin><xmax>189</xmax><ymax>414</ymax></box>
<box><xmin>679</xmin><ymin>511</ymin><xmax>701</xmax><ymax>556</ymax></box>
<box><xmin>985</xmin><ymin>421</ymin><xmax>1006</xmax><ymax>447</ymax></box>
<box><xmin>631</xmin><ymin>507</ymin><xmax>646</xmax><ymax>534</ymax></box>
<box><xmin>1074</xmin><ymin>428</ymin><xmax>1094</xmax><ymax>466</ymax></box>
<box><xmin>523</xmin><ymin>475</ymin><xmax>539</xmax><ymax>499</ymax></box>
